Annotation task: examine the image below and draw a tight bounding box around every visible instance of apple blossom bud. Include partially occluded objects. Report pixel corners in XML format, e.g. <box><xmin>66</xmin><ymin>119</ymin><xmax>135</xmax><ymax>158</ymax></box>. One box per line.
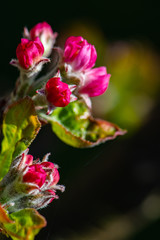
<box><xmin>63</xmin><ymin>36</ymin><xmax>97</xmax><ymax>72</ymax></box>
<box><xmin>10</xmin><ymin>37</ymin><xmax>50</xmax><ymax>77</ymax></box>
<box><xmin>35</xmin><ymin>71</ymin><xmax>77</xmax><ymax>115</ymax></box>
<box><xmin>45</xmin><ymin>77</ymin><xmax>72</xmax><ymax>107</ymax></box>
<box><xmin>29</xmin><ymin>22</ymin><xmax>58</xmax><ymax>57</ymax></box>
<box><xmin>16</xmin><ymin>37</ymin><xmax>44</xmax><ymax>70</ymax></box>
<box><xmin>23</xmin><ymin>164</ymin><xmax>47</xmax><ymax>188</ymax></box>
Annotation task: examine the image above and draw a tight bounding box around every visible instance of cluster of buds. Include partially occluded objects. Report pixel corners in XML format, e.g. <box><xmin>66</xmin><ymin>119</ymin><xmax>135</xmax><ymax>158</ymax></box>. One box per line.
<box><xmin>0</xmin><ymin>21</ymin><xmax>112</xmax><ymax>221</ymax></box>
<box><xmin>0</xmin><ymin>149</ymin><xmax>64</xmax><ymax>212</ymax></box>
<box><xmin>9</xmin><ymin>21</ymin><xmax>110</xmax><ymax>112</ymax></box>
<box><xmin>35</xmin><ymin>35</ymin><xmax>110</xmax><ymax>112</ymax></box>
<box><xmin>10</xmin><ymin>22</ymin><xmax>57</xmax><ymax>78</ymax></box>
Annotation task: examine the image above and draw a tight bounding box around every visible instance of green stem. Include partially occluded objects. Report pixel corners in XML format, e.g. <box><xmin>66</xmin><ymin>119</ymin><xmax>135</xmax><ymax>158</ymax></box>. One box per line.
<box><xmin>10</xmin><ymin>73</ymin><xmax>36</xmax><ymax>103</ymax></box>
<box><xmin>30</xmin><ymin>65</ymin><xmax>58</xmax><ymax>95</ymax></box>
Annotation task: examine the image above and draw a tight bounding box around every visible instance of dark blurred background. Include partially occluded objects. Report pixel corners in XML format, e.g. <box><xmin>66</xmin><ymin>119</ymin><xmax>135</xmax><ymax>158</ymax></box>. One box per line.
<box><xmin>0</xmin><ymin>1</ymin><xmax>160</xmax><ymax>240</ymax></box>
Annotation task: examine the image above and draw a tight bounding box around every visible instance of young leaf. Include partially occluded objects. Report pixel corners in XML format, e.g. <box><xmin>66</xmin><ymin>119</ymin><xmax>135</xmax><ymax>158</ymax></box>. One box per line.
<box><xmin>0</xmin><ymin>205</ymin><xmax>46</xmax><ymax>240</ymax></box>
<box><xmin>39</xmin><ymin>100</ymin><xmax>126</xmax><ymax>148</ymax></box>
<box><xmin>0</xmin><ymin>204</ymin><xmax>14</xmax><ymax>236</ymax></box>
<box><xmin>0</xmin><ymin>97</ymin><xmax>41</xmax><ymax>180</ymax></box>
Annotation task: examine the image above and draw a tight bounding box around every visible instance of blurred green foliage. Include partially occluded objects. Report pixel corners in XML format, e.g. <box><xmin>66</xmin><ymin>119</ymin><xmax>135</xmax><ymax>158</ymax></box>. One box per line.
<box><xmin>96</xmin><ymin>41</ymin><xmax>160</xmax><ymax>134</ymax></box>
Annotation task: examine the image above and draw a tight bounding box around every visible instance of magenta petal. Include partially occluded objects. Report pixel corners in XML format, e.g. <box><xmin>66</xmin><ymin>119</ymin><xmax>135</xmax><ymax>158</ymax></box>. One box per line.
<box><xmin>73</xmin><ymin>45</ymin><xmax>96</xmax><ymax>71</ymax></box>
<box><xmin>30</xmin><ymin>22</ymin><xmax>54</xmax><ymax>40</ymax></box>
<box><xmin>16</xmin><ymin>37</ymin><xmax>44</xmax><ymax>69</ymax></box>
<box><xmin>72</xmin><ymin>45</ymin><xmax>90</xmax><ymax>71</ymax></box>
<box><xmin>64</xmin><ymin>36</ymin><xmax>84</xmax><ymax>49</ymax></box>
<box><xmin>34</xmin><ymin>37</ymin><xmax>44</xmax><ymax>55</ymax></box>
<box><xmin>79</xmin><ymin>67</ymin><xmax>111</xmax><ymax>97</ymax></box>
<box><xmin>63</xmin><ymin>36</ymin><xmax>97</xmax><ymax>71</ymax></box>
<box><xmin>64</xmin><ymin>36</ymin><xmax>86</xmax><ymax>62</ymax></box>
<box><xmin>51</xmin><ymin>168</ymin><xmax>60</xmax><ymax>186</ymax></box>
<box><xmin>84</xmin><ymin>44</ymin><xmax>97</xmax><ymax>70</ymax></box>
<box><xmin>21</xmin><ymin>38</ymin><xmax>30</xmax><ymax>44</ymax></box>
<box><xmin>23</xmin><ymin>164</ymin><xmax>47</xmax><ymax>188</ymax></box>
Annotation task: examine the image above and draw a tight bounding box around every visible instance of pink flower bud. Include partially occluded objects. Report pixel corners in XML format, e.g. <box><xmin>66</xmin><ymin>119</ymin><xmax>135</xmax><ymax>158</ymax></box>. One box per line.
<box><xmin>16</xmin><ymin>37</ymin><xmax>44</xmax><ymax>69</ymax></box>
<box><xmin>79</xmin><ymin>67</ymin><xmax>111</xmax><ymax>97</ymax></box>
<box><xmin>30</xmin><ymin>22</ymin><xmax>58</xmax><ymax>57</ymax></box>
<box><xmin>45</xmin><ymin>77</ymin><xmax>72</xmax><ymax>107</ymax></box>
<box><xmin>22</xmin><ymin>154</ymin><xmax>62</xmax><ymax>190</ymax></box>
<box><xmin>23</xmin><ymin>164</ymin><xmax>47</xmax><ymax>188</ymax></box>
<box><xmin>63</xmin><ymin>36</ymin><xmax>97</xmax><ymax>71</ymax></box>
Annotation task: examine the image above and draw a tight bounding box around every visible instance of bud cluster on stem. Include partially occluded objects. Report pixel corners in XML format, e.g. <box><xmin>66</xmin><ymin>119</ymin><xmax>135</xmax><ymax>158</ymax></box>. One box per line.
<box><xmin>9</xmin><ymin>22</ymin><xmax>57</xmax><ymax>103</ymax></box>
<box><xmin>0</xmin><ymin>21</ymin><xmax>120</xmax><ymax>240</ymax></box>
<box><xmin>0</xmin><ymin>149</ymin><xmax>64</xmax><ymax>212</ymax></box>
<box><xmin>0</xmin><ymin>22</ymin><xmax>112</xmax><ymax>210</ymax></box>
<box><xmin>1</xmin><ymin>21</ymin><xmax>112</xmax><ymax>213</ymax></box>
<box><xmin>9</xmin><ymin>21</ymin><xmax>111</xmax><ymax>112</ymax></box>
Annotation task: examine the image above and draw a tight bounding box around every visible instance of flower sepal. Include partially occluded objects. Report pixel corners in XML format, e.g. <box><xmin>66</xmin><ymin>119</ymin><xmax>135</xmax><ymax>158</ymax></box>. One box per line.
<box><xmin>10</xmin><ymin>57</ymin><xmax>50</xmax><ymax>78</ymax></box>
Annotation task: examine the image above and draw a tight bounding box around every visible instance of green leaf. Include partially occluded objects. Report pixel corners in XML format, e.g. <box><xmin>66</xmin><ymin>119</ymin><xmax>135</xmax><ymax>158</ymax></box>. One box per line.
<box><xmin>0</xmin><ymin>97</ymin><xmax>41</xmax><ymax>180</ymax></box>
<box><xmin>0</xmin><ymin>205</ymin><xmax>46</xmax><ymax>240</ymax></box>
<box><xmin>39</xmin><ymin>100</ymin><xmax>126</xmax><ymax>148</ymax></box>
